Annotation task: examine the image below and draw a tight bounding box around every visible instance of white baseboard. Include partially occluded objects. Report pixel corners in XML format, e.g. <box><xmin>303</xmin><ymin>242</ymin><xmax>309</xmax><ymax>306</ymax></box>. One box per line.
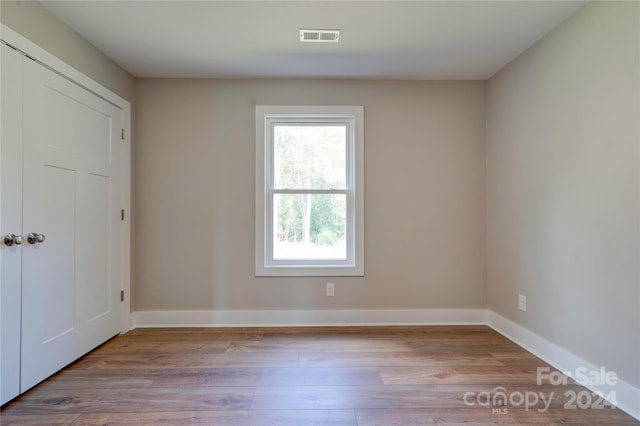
<box><xmin>487</xmin><ymin>311</ymin><xmax>640</xmax><ymax>421</ymax></box>
<box><xmin>132</xmin><ymin>308</ymin><xmax>487</xmax><ymax>328</ymax></box>
<box><xmin>121</xmin><ymin>311</ymin><xmax>135</xmax><ymax>333</ymax></box>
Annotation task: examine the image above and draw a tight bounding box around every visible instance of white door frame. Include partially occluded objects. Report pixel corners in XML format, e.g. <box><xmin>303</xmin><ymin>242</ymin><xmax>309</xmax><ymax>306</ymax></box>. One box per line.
<box><xmin>1</xmin><ymin>24</ymin><xmax>133</xmax><ymax>332</ymax></box>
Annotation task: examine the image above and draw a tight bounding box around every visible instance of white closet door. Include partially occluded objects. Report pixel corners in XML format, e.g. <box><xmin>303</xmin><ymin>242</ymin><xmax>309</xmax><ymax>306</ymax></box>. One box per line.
<box><xmin>1</xmin><ymin>43</ymin><xmax>24</xmax><ymax>405</ymax></box>
<box><xmin>20</xmin><ymin>56</ymin><xmax>123</xmax><ymax>391</ymax></box>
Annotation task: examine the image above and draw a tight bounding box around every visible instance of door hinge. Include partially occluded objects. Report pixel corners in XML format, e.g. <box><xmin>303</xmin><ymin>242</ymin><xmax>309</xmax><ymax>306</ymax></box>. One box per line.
<box><xmin>121</xmin><ymin>128</ymin><xmax>125</xmax><ymax>140</ymax></box>
<box><xmin>121</xmin><ymin>209</ymin><xmax>125</xmax><ymax>221</ymax></box>
<box><xmin>120</xmin><ymin>290</ymin><xmax>124</xmax><ymax>302</ymax></box>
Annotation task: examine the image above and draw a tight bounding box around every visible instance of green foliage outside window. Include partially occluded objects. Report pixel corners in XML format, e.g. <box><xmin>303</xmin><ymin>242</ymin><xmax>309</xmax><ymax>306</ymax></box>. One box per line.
<box><xmin>274</xmin><ymin>125</ymin><xmax>347</xmax><ymax>248</ymax></box>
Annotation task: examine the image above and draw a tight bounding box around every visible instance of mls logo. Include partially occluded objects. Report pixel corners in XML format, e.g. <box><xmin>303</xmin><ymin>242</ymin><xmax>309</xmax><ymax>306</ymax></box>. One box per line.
<box><xmin>492</xmin><ymin>408</ymin><xmax>509</xmax><ymax>415</ymax></box>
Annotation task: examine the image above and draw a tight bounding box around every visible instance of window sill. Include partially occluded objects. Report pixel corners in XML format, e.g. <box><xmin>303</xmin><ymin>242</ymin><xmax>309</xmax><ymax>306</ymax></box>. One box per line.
<box><xmin>255</xmin><ymin>264</ymin><xmax>364</xmax><ymax>277</ymax></box>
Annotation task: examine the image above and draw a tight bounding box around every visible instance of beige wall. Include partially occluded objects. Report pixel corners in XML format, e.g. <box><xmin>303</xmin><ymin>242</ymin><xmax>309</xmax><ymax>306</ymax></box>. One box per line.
<box><xmin>0</xmin><ymin>0</ymin><xmax>134</xmax><ymax>101</ymax></box>
<box><xmin>487</xmin><ymin>1</ymin><xmax>639</xmax><ymax>387</ymax></box>
<box><xmin>134</xmin><ymin>79</ymin><xmax>486</xmax><ymax>311</ymax></box>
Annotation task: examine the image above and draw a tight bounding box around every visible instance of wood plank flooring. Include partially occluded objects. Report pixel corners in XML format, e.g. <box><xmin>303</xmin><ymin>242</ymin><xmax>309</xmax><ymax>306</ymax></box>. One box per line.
<box><xmin>1</xmin><ymin>326</ymin><xmax>637</xmax><ymax>425</ymax></box>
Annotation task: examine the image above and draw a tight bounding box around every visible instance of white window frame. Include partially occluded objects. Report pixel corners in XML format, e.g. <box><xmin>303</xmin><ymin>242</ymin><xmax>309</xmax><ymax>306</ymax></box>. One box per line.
<box><xmin>255</xmin><ymin>105</ymin><xmax>364</xmax><ymax>277</ymax></box>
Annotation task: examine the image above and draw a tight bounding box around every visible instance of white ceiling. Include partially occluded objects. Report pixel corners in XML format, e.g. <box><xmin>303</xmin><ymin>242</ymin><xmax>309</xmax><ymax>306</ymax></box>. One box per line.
<box><xmin>40</xmin><ymin>0</ymin><xmax>587</xmax><ymax>80</ymax></box>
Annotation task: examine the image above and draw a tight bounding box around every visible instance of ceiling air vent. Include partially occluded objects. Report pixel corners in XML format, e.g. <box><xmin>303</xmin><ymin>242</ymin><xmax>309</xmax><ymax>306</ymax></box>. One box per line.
<box><xmin>299</xmin><ymin>29</ymin><xmax>340</xmax><ymax>43</ymax></box>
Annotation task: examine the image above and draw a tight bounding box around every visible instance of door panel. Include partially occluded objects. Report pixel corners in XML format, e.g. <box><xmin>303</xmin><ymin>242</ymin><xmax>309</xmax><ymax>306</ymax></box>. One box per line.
<box><xmin>41</xmin><ymin>166</ymin><xmax>76</xmax><ymax>342</ymax></box>
<box><xmin>20</xmin><ymin>56</ymin><xmax>122</xmax><ymax>392</ymax></box>
<box><xmin>78</xmin><ymin>173</ymin><xmax>112</xmax><ymax>323</ymax></box>
<box><xmin>1</xmin><ymin>43</ymin><xmax>24</xmax><ymax>405</ymax></box>
<box><xmin>42</xmin><ymin>86</ymin><xmax>112</xmax><ymax>162</ymax></box>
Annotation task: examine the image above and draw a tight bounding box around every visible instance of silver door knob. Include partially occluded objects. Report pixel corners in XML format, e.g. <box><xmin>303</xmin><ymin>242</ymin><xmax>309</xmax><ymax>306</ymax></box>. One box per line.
<box><xmin>27</xmin><ymin>233</ymin><xmax>46</xmax><ymax>244</ymax></box>
<box><xmin>3</xmin><ymin>234</ymin><xmax>23</xmax><ymax>246</ymax></box>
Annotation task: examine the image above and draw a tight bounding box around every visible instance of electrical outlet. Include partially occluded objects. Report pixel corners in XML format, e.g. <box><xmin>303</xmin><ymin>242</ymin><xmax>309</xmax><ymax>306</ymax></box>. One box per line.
<box><xmin>326</xmin><ymin>282</ymin><xmax>335</xmax><ymax>297</ymax></box>
<box><xmin>518</xmin><ymin>294</ymin><xmax>527</xmax><ymax>312</ymax></box>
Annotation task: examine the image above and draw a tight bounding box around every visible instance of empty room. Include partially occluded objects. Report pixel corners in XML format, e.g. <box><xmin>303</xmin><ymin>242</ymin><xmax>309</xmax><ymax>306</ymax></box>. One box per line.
<box><xmin>1</xmin><ymin>0</ymin><xmax>639</xmax><ymax>424</ymax></box>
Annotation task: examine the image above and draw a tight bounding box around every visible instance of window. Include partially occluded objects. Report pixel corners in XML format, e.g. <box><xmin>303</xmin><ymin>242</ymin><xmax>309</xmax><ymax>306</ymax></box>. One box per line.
<box><xmin>255</xmin><ymin>105</ymin><xmax>364</xmax><ymax>276</ymax></box>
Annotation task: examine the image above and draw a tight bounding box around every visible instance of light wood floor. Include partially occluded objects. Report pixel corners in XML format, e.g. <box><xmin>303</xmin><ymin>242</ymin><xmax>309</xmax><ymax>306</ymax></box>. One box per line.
<box><xmin>1</xmin><ymin>326</ymin><xmax>637</xmax><ymax>425</ymax></box>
